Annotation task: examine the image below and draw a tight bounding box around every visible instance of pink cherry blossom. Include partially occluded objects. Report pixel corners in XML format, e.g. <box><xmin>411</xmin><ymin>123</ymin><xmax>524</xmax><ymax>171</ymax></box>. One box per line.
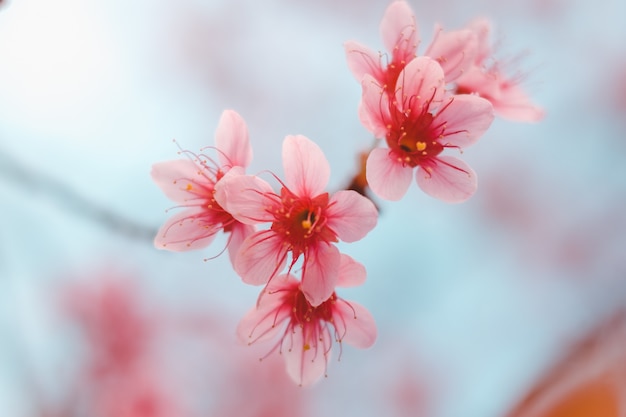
<box><xmin>455</xmin><ymin>19</ymin><xmax>545</xmax><ymax>122</ymax></box>
<box><xmin>215</xmin><ymin>135</ymin><xmax>377</xmax><ymax>306</ymax></box>
<box><xmin>64</xmin><ymin>277</ymin><xmax>155</xmax><ymax>376</ymax></box>
<box><xmin>344</xmin><ymin>0</ymin><xmax>478</xmax><ymax>93</ymax></box>
<box><xmin>151</xmin><ymin>110</ymin><xmax>255</xmax><ymax>264</ymax></box>
<box><xmin>237</xmin><ymin>255</ymin><xmax>377</xmax><ymax>386</ymax></box>
<box><xmin>361</xmin><ymin>56</ymin><xmax>494</xmax><ymax>202</ymax></box>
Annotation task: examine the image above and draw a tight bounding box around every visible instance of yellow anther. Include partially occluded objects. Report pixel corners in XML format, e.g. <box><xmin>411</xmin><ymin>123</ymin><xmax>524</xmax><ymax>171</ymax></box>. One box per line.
<box><xmin>301</xmin><ymin>219</ymin><xmax>312</xmax><ymax>230</ymax></box>
<box><xmin>186</xmin><ymin>183</ymin><xmax>193</xmax><ymax>191</ymax></box>
<box><xmin>303</xmin><ymin>344</ymin><xmax>311</xmax><ymax>351</ymax></box>
<box><xmin>416</xmin><ymin>141</ymin><xmax>427</xmax><ymax>151</ymax></box>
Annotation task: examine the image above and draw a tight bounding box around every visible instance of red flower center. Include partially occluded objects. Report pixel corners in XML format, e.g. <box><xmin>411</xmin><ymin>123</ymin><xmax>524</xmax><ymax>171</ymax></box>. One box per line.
<box><xmin>270</xmin><ymin>188</ymin><xmax>338</xmax><ymax>258</ymax></box>
<box><xmin>386</xmin><ymin>111</ymin><xmax>444</xmax><ymax>168</ymax></box>
<box><xmin>290</xmin><ymin>288</ymin><xmax>336</xmax><ymax>325</ymax></box>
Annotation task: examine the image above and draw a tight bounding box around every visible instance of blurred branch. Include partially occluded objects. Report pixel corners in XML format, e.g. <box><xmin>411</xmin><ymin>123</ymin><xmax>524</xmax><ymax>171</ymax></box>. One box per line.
<box><xmin>0</xmin><ymin>148</ymin><xmax>157</xmax><ymax>242</ymax></box>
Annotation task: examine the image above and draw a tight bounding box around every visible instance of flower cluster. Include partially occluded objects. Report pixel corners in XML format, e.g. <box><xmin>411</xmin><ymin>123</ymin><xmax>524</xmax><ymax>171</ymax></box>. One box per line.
<box><xmin>152</xmin><ymin>0</ymin><xmax>542</xmax><ymax>386</ymax></box>
<box><xmin>153</xmin><ymin>113</ymin><xmax>378</xmax><ymax>385</ymax></box>
<box><xmin>345</xmin><ymin>0</ymin><xmax>543</xmax><ymax>202</ymax></box>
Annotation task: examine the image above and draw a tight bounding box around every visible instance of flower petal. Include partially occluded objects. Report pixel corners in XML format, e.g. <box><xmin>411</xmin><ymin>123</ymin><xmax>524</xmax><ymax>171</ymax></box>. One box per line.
<box><xmin>227</xmin><ymin>223</ymin><xmax>255</xmax><ymax>267</ymax></box>
<box><xmin>380</xmin><ymin>0</ymin><xmax>418</xmax><ymax>62</ymax></box>
<box><xmin>215</xmin><ymin>109</ymin><xmax>253</xmax><ymax>168</ymax></box>
<box><xmin>465</xmin><ymin>18</ymin><xmax>492</xmax><ymax>62</ymax></box>
<box><xmin>337</xmin><ymin>254</ymin><xmax>367</xmax><ymax>288</ymax></box>
<box><xmin>344</xmin><ymin>40</ymin><xmax>384</xmax><ymax>83</ymax></box>
<box><xmin>359</xmin><ymin>75</ymin><xmax>390</xmax><ymax>138</ymax></box>
<box><xmin>234</xmin><ymin>231</ymin><xmax>288</xmax><ymax>286</ymax></box>
<box><xmin>416</xmin><ymin>156</ymin><xmax>477</xmax><ymax>203</ymax></box>
<box><xmin>333</xmin><ymin>299</ymin><xmax>377</xmax><ymax>349</ymax></box>
<box><xmin>236</xmin><ymin>297</ymin><xmax>291</xmax><ymax>346</ymax></box>
<box><xmin>283</xmin><ymin>325</ymin><xmax>330</xmax><ymax>387</ymax></box>
<box><xmin>456</xmin><ymin>67</ymin><xmax>544</xmax><ymax>122</ymax></box>
<box><xmin>396</xmin><ymin>56</ymin><xmax>446</xmax><ymax>113</ymax></box>
<box><xmin>154</xmin><ymin>208</ymin><xmax>218</xmax><ymax>251</ymax></box>
<box><xmin>490</xmin><ymin>83</ymin><xmax>545</xmax><ymax>122</ymax></box>
<box><xmin>214</xmin><ymin>172</ymin><xmax>276</xmax><ymax>224</ymax></box>
<box><xmin>436</xmin><ymin>94</ymin><xmax>494</xmax><ymax>148</ymax></box>
<box><xmin>366</xmin><ymin>147</ymin><xmax>413</xmax><ymax>201</ymax></box>
<box><xmin>424</xmin><ymin>26</ymin><xmax>478</xmax><ymax>83</ymax></box>
<box><xmin>283</xmin><ymin>135</ymin><xmax>330</xmax><ymax>197</ymax></box>
<box><xmin>326</xmin><ymin>190</ymin><xmax>378</xmax><ymax>243</ymax></box>
<box><xmin>151</xmin><ymin>160</ymin><xmax>213</xmax><ymax>203</ymax></box>
<box><xmin>301</xmin><ymin>243</ymin><xmax>341</xmax><ymax>307</ymax></box>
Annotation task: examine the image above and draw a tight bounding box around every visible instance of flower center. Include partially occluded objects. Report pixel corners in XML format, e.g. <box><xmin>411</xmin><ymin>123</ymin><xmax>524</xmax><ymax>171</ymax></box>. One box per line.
<box><xmin>388</xmin><ymin>111</ymin><xmax>444</xmax><ymax>167</ymax></box>
<box><xmin>291</xmin><ymin>288</ymin><xmax>335</xmax><ymax>325</ymax></box>
<box><xmin>270</xmin><ymin>188</ymin><xmax>337</xmax><ymax>258</ymax></box>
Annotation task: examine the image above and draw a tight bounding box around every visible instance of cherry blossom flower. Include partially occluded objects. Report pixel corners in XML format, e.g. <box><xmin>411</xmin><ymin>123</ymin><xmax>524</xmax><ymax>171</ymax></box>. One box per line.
<box><xmin>454</xmin><ymin>19</ymin><xmax>545</xmax><ymax>122</ymax></box>
<box><xmin>237</xmin><ymin>255</ymin><xmax>376</xmax><ymax>386</ymax></box>
<box><xmin>151</xmin><ymin>110</ymin><xmax>255</xmax><ymax>264</ymax></box>
<box><xmin>361</xmin><ymin>56</ymin><xmax>494</xmax><ymax>202</ymax></box>
<box><xmin>62</xmin><ymin>275</ymin><xmax>183</xmax><ymax>417</ymax></box>
<box><xmin>215</xmin><ymin>135</ymin><xmax>377</xmax><ymax>306</ymax></box>
<box><xmin>344</xmin><ymin>0</ymin><xmax>478</xmax><ymax>93</ymax></box>
<box><xmin>64</xmin><ymin>276</ymin><xmax>155</xmax><ymax>376</ymax></box>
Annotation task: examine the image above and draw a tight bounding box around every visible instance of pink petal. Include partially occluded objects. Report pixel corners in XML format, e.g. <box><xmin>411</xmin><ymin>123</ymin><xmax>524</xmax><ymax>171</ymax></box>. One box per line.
<box><xmin>154</xmin><ymin>208</ymin><xmax>218</xmax><ymax>251</ymax></box>
<box><xmin>264</xmin><ymin>272</ymin><xmax>299</xmax><ymax>295</ymax></box>
<box><xmin>436</xmin><ymin>94</ymin><xmax>494</xmax><ymax>148</ymax></box>
<box><xmin>491</xmin><ymin>83</ymin><xmax>545</xmax><ymax>122</ymax></box>
<box><xmin>333</xmin><ymin>300</ymin><xmax>377</xmax><ymax>349</ymax></box>
<box><xmin>380</xmin><ymin>0</ymin><xmax>418</xmax><ymax>61</ymax></box>
<box><xmin>337</xmin><ymin>254</ymin><xmax>367</xmax><ymax>288</ymax></box>
<box><xmin>282</xmin><ymin>135</ymin><xmax>330</xmax><ymax>198</ymax></box>
<box><xmin>456</xmin><ymin>68</ymin><xmax>544</xmax><ymax>122</ymax></box>
<box><xmin>236</xmin><ymin>295</ymin><xmax>291</xmax><ymax>346</ymax></box>
<box><xmin>283</xmin><ymin>325</ymin><xmax>330</xmax><ymax>387</ymax></box>
<box><xmin>424</xmin><ymin>26</ymin><xmax>478</xmax><ymax>83</ymax></box>
<box><xmin>151</xmin><ymin>160</ymin><xmax>213</xmax><ymax>203</ymax></box>
<box><xmin>416</xmin><ymin>156</ymin><xmax>477</xmax><ymax>203</ymax></box>
<box><xmin>326</xmin><ymin>190</ymin><xmax>378</xmax><ymax>242</ymax></box>
<box><xmin>234</xmin><ymin>231</ymin><xmax>288</xmax><ymax>286</ymax></box>
<box><xmin>215</xmin><ymin>109</ymin><xmax>253</xmax><ymax>168</ymax></box>
<box><xmin>359</xmin><ymin>75</ymin><xmax>390</xmax><ymax>138</ymax></box>
<box><xmin>301</xmin><ymin>243</ymin><xmax>341</xmax><ymax>307</ymax></box>
<box><xmin>465</xmin><ymin>18</ymin><xmax>492</xmax><ymax>62</ymax></box>
<box><xmin>227</xmin><ymin>223</ymin><xmax>255</xmax><ymax>267</ymax></box>
<box><xmin>344</xmin><ymin>40</ymin><xmax>384</xmax><ymax>83</ymax></box>
<box><xmin>396</xmin><ymin>56</ymin><xmax>446</xmax><ymax>113</ymax></box>
<box><xmin>455</xmin><ymin>66</ymin><xmax>501</xmax><ymax>99</ymax></box>
<box><xmin>214</xmin><ymin>172</ymin><xmax>276</xmax><ymax>225</ymax></box>
<box><xmin>366</xmin><ymin>147</ymin><xmax>413</xmax><ymax>201</ymax></box>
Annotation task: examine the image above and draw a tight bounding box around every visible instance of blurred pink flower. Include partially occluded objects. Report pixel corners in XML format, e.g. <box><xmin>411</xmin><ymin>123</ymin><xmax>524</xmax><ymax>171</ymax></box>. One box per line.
<box><xmin>455</xmin><ymin>19</ymin><xmax>545</xmax><ymax>122</ymax></box>
<box><xmin>237</xmin><ymin>255</ymin><xmax>376</xmax><ymax>386</ymax></box>
<box><xmin>90</xmin><ymin>372</ymin><xmax>180</xmax><ymax>417</ymax></box>
<box><xmin>215</xmin><ymin>135</ymin><xmax>377</xmax><ymax>306</ymax></box>
<box><xmin>65</xmin><ymin>277</ymin><xmax>155</xmax><ymax>376</ymax></box>
<box><xmin>63</xmin><ymin>275</ymin><xmax>183</xmax><ymax>417</ymax></box>
<box><xmin>361</xmin><ymin>56</ymin><xmax>494</xmax><ymax>202</ymax></box>
<box><xmin>152</xmin><ymin>109</ymin><xmax>255</xmax><ymax>264</ymax></box>
<box><xmin>344</xmin><ymin>0</ymin><xmax>477</xmax><ymax>94</ymax></box>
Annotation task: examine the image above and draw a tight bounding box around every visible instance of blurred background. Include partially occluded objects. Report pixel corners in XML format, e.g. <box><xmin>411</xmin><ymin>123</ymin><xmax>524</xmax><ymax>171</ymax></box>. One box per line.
<box><xmin>1</xmin><ymin>0</ymin><xmax>625</xmax><ymax>416</ymax></box>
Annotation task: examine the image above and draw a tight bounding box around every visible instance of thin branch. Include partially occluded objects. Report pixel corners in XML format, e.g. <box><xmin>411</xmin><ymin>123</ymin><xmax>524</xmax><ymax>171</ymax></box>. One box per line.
<box><xmin>0</xmin><ymin>148</ymin><xmax>157</xmax><ymax>242</ymax></box>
